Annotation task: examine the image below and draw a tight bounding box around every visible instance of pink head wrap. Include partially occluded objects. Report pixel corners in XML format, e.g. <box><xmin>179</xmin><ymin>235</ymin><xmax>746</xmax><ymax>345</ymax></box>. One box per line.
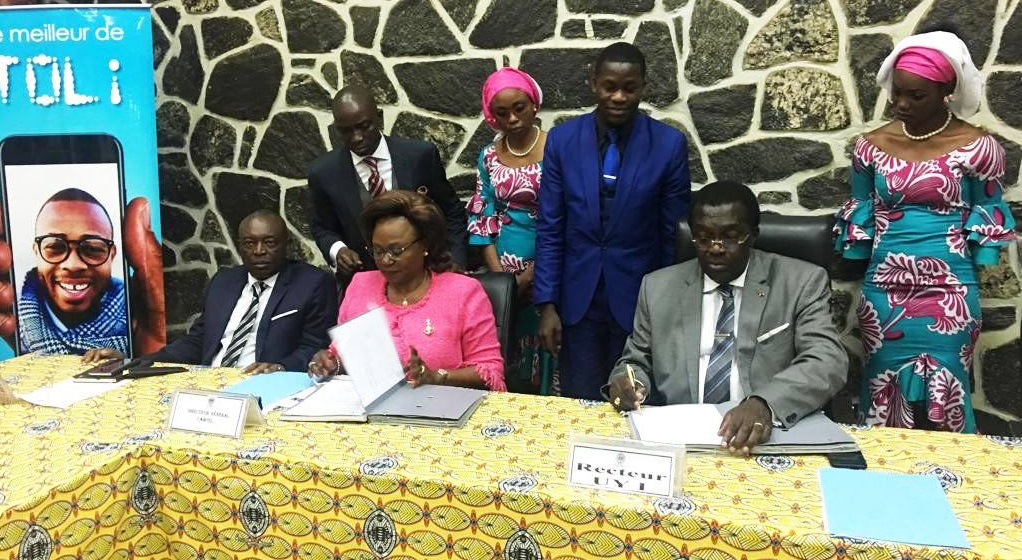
<box><xmin>895</xmin><ymin>46</ymin><xmax>956</xmax><ymax>84</ymax></box>
<box><xmin>481</xmin><ymin>67</ymin><xmax>543</xmax><ymax>129</ymax></box>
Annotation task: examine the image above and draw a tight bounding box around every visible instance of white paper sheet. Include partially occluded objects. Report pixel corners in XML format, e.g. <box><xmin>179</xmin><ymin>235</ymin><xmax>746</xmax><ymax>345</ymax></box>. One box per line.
<box><xmin>281</xmin><ymin>376</ymin><xmax>367</xmax><ymax>420</ymax></box>
<box><xmin>328</xmin><ymin>307</ymin><xmax>404</xmax><ymax>407</ymax></box>
<box><xmin>628</xmin><ymin>404</ymin><xmax>724</xmax><ymax>446</ymax></box>
<box><xmin>17</xmin><ymin>377</ymin><xmax>130</xmax><ymax>409</ymax></box>
<box><xmin>266</xmin><ymin>385</ymin><xmax>319</xmax><ymax>411</ymax></box>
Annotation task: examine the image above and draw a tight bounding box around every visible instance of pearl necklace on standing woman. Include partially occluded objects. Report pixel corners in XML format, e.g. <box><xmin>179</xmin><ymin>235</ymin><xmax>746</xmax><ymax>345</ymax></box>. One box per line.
<box><xmin>902</xmin><ymin>109</ymin><xmax>953</xmax><ymax>141</ymax></box>
<box><xmin>504</xmin><ymin>125</ymin><xmax>541</xmax><ymax>157</ymax></box>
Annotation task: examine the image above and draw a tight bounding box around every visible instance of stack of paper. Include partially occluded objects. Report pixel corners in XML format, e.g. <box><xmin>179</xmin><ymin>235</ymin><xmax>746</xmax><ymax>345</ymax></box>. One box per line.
<box><xmin>281</xmin><ymin>376</ymin><xmax>369</xmax><ymax>422</ymax></box>
<box><xmin>628</xmin><ymin>403</ymin><xmax>859</xmax><ymax>454</ymax></box>
<box><xmin>280</xmin><ymin>307</ymin><xmax>488</xmax><ymax>428</ymax></box>
<box><xmin>280</xmin><ymin>373</ymin><xmax>487</xmax><ymax>427</ymax></box>
<box><xmin>819</xmin><ymin>468</ymin><xmax>970</xmax><ymax>549</ymax></box>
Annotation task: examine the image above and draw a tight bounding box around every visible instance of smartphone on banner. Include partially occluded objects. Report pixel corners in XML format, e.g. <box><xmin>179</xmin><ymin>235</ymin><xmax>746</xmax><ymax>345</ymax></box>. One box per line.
<box><xmin>0</xmin><ymin>133</ymin><xmax>132</xmax><ymax>357</ymax></box>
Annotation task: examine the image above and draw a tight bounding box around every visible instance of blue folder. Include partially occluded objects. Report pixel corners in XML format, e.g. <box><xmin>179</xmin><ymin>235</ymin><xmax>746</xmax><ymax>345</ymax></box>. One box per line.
<box><xmin>819</xmin><ymin>468</ymin><xmax>969</xmax><ymax>549</ymax></box>
<box><xmin>224</xmin><ymin>372</ymin><xmax>315</xmax><ymax>411</ymax></box>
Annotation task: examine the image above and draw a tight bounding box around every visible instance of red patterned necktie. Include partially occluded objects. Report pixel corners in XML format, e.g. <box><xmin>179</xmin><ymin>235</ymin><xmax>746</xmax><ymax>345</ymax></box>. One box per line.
<box><xmin>364</xmin><ymin>156</ymin><xmax>385</xmax><ymax>198</ymax></box>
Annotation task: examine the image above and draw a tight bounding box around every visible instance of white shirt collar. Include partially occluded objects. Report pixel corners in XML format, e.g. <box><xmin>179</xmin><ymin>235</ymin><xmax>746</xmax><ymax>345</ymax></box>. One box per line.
<box><xmin>349</xmin><ymin>136</ymin><xmax>391</xmax><ymax>167</ymax></box>
<box><xmin>247</xmin><ymin>272</ymin><xmax>279</xmax><ymax>291</ymax></box>
<box><xmin>701</xmin><ymin>262</ymin><xmax>750</xmax><ymax>293</ymax></box>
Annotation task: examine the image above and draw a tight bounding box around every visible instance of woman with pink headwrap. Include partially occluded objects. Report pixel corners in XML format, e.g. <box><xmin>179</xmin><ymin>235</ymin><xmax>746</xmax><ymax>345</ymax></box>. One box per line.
<box><xmin>466</xmin><ymin>67</ymin><xmax>555</xmax><ymax>394</ymax></box>
<box><xmin>835</xmin><ymin>31</ymin><xmax>1015</xmax><ymax>432</ymax></box>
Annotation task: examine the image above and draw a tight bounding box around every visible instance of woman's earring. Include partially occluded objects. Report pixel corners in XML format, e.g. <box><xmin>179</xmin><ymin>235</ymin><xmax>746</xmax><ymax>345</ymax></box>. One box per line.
<box><xmin>943</xmin><ymin>94</ymin><xmax>954</xmax><ymax>106</ymax></box>
<box><xmin>424</xmin><ymin>251</ymin><xmax>429</xmax><ymax>256</ymax></box>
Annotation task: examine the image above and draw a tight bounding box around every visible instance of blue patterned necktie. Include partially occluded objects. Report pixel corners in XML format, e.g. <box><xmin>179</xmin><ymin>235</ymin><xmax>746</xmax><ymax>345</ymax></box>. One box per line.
<box><xmin>221</xmin><ymin>281</ymin><xmax>267</xmax><ymax>367</ymax></box>
<box><xmin>601</xmin><ymin>128</ymin><xmax>620</xmax><ymax>194</ymax></box>
<box><xmin>704</xmin><ymin>284</ymin><xmax>734</xmax><ymax>404</ymax></box>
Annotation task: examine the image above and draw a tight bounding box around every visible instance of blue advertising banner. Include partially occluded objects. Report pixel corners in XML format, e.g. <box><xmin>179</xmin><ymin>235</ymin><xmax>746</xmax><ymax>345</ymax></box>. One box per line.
<box><xmin>0</xmin><ymin>5</ymin><xmax>164</xmax><ymax>360</ymax></box>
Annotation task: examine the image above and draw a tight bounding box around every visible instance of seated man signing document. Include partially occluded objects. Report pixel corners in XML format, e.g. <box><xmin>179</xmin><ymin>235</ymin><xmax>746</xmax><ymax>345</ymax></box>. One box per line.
<box><xmin>607</xmin><ymin>181</ymin><xmax>847</xmax><ymax>454</ymax></box>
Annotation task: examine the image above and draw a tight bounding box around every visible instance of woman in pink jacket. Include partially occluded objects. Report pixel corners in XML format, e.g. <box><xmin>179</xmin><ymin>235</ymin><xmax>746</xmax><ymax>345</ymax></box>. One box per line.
<box><xmin>308</xmin><ymin>191</ymin><xmax>505</xmax><ymax>391</ymax></box>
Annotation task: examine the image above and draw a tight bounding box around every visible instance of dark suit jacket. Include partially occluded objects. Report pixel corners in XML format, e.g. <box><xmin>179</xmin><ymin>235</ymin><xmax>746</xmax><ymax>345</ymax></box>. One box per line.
<box><xmin>609</xmin><ymin>250</ymin><xmax>848</xmax><ymax>427</ymax></box>
<box><xmin>534</xmin><ymin>111</ymin><xmax>691</xmax><ymax>330</ymax></box>
<box><xmin>151</xmin><ymin>261</ymin><xmax>337</xmax><ymax>371</ymax></box>
<box><xmin>307</xmin><ymin>136</ymin><xmax>468</xmax><ymax>267</ymax></box>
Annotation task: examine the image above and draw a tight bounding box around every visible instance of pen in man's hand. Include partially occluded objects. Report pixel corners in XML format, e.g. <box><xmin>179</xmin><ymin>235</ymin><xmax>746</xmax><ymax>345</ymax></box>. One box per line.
<box><xmin>626</xmin><ymin>364</ymin><xmax>640</xmax><ymax>411</ymax></box>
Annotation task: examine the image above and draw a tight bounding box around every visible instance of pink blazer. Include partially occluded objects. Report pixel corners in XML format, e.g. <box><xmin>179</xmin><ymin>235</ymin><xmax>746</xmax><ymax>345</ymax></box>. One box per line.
<box><xmin>338</xmin><ymin>271</ymin><xmax>506</xmax><ymax>391</ymax></box>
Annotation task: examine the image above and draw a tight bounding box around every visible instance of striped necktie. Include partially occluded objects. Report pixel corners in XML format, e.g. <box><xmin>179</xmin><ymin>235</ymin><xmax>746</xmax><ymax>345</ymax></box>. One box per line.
<box><xmin>364</xmin><ymin>156</ymin><xmax>385</xmax><ymax>198</ymax></box>
<box><xmin>221</xmin><ymin>281</ymin><xmax>267</xmax><ymax>368</ymax></box>
<box><xmin>703</xmin><ymin>284</ymin><xmax>734</xmax><ymax>404</ymax></box>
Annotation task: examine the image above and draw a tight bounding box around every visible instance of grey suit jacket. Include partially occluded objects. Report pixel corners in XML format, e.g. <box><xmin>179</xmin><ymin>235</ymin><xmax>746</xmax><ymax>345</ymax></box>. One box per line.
<box><xmin>610</xmin><ymin>250</ymin><xmax>847</xmax><ymax>427</ymax></box>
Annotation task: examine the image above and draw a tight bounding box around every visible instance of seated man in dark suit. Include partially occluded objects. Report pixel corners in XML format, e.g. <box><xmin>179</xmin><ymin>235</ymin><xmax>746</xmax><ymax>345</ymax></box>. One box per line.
<box><xmin>83</xmin><ymin>210</ymin><xmax>337</xmax><ymax>373</ymax></box>
<box><xmin>608</xmin><ymin>181</ymin><xmax>847</xmax><ymax>454</ymax></box>
<box><xmin>307</xmin><ymin>85</ymin><xmax>468</xmax><ymax>283</ymax></box>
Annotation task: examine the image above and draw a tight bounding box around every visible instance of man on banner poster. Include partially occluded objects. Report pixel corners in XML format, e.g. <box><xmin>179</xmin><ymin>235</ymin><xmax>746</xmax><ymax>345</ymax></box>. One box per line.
<box><xmin>0</xmin><ymin>5</ymin><xmax>165</xmax><ymax>359</ymax></box>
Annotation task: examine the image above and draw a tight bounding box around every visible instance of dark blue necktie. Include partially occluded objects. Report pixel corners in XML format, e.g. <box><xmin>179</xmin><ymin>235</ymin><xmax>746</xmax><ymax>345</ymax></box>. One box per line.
<box><xmin>704</xmin><ymin>284</ymin><xmax>734</xmax><ymax>404</ymax></box>
<box><xmin>602</xmin><ymin>128</ymin><xmax>620</xmax><ymax>195</ymax></box>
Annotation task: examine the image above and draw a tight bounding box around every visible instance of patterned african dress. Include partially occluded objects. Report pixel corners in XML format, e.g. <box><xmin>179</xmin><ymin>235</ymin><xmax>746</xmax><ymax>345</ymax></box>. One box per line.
<box><xmin>467</xmin><ymin>142</ymin><xmax>556</xmax><ymax>392</ymax></box>
<box><xmin>835</xmin><ymin>134</ymin><xmax>1015</xmax><ymax>433</ymax></box>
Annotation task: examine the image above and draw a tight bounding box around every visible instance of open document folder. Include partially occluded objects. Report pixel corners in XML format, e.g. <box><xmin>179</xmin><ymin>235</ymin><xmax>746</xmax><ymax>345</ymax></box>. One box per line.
<box><xmin>282</xmin><ymin>307</ymin><xmax>487</xmax><ymax>428</ymax></box>
<box><xmin>628</xmin><ymin>402</ymin><xmax>859</xmax><ymax>454</ymax></box>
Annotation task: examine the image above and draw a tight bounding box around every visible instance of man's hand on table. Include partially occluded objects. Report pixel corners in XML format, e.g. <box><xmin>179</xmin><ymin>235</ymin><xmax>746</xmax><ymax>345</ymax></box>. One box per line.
<box><xmin>718</xmin><ymin>397</ymin><xmax>772</xmax><ymax>456</ymax></box>
<box><xmin>244</xmin><ymin>362</ymin><xmax>286</xmax><ymax>374</ymax></box>
<box><xmin>0</xmin><ymin>378</ymin><xmax>18</xmax><ymax>405</ymax></box>
<box><xmin>82</xmin><ymin>348</ymin><xmax>126</xmax><ymax>363</ymax></box>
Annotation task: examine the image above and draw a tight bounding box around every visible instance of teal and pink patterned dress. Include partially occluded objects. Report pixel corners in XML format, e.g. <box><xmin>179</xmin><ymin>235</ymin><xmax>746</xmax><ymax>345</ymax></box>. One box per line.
<box><xmin>836</xmin><ymin>134</ymin><xmax>1015</xmax><ymax>433</ymax></box>
<box><xmin>467</xmin><ymin>143</ymin><xmax>555</xmax><ymax>392</ymax></box>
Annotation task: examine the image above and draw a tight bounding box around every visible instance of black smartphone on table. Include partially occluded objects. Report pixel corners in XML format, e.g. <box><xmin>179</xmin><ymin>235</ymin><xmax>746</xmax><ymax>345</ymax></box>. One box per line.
<box><xmin>827</xmin><ymin>451</ymin><xmax>868</xmax><ymax>470</ymax></box>
<box><xmin>0</xmin><ymin>133</ymin><xmax>132</xmax><ymax>356</ymax></box>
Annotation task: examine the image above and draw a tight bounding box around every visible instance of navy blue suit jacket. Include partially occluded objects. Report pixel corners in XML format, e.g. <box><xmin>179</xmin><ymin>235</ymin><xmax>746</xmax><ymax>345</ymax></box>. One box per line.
<box><xmin>152</xmin><ymin>261</ymin><xmax>337</xmax><ymax>371</ymax></box>
<box><xmin>534</xmin><ymin>111</ymin><xmax>690</xmax><ymax>330</ymax></box>
<box><xmin>307</xmin><ymin>136</ymin><xmax>468</xmax><ymax>267</ymax></box>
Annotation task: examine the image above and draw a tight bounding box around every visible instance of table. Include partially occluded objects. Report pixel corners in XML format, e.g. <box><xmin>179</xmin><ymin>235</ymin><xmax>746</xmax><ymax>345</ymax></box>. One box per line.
<box><xmin>1</xmin><ymin>355</ymin><xmax>1020</xmax><ymax>560</ymax></box>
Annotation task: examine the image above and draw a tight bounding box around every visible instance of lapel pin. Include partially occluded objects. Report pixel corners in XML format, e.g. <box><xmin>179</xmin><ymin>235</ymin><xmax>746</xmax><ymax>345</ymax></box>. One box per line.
<box><xmin>758</xmin><ymin>290</ymin><xmax>767</xmax><ymax>297</ymax></box>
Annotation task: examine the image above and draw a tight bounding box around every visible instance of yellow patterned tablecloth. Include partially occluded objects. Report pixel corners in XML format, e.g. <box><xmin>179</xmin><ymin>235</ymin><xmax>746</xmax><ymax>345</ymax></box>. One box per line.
<box><xmin>1</xmin><ymin>355</ymin><xmax>1021</xmax><ymax>560</ymax></box>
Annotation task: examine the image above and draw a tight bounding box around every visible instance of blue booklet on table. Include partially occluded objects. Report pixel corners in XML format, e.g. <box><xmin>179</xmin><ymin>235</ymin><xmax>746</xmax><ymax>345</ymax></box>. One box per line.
<box><xmin>224</xmin><ymin>372</ymin><xmax>315</xmax><ymax>411</ymax></box>
<box><xmin>819</xmin><ymin>468</ymin><xmax>970</xmax><ymax>549</ymax></box>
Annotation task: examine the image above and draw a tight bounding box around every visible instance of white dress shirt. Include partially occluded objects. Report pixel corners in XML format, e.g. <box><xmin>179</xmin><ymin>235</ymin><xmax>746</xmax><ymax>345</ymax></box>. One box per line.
<box><xmin>697</xmin><ymin>268</ymin><xmax>748</xmax><ymax>403</ymax></box>
<box><xmin>329</xmin><ymin>137</ymin><xmax>394</xmax><ymax>264</ymax></box>
<box><xmin>211</xmin><ymin>273</ymin><xmax>278</xmax><ymax>368</ymax></box>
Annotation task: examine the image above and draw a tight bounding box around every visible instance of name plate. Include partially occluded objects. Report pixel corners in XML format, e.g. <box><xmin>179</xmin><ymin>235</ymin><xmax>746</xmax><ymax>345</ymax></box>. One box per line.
<box><xmin>167</xmin><ymin>390</ymin><xmax>263</xmax><ymax>438</ymax></box>
<box><xmin>568</xmin><ymin>437</ymin><xmax>684</xmax><ymax>497</ymax></box>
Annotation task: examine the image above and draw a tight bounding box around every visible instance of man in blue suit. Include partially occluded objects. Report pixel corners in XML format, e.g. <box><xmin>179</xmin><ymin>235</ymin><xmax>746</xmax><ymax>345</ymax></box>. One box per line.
<box><xmin>535</xmin><ymin>42</ymin><xmax>691</xmax><ymax>399</ymax></box>
<box><xmin>83</xmin><ymin>210</ymin><xmax>337</xmax><ymax>373</ymax></box>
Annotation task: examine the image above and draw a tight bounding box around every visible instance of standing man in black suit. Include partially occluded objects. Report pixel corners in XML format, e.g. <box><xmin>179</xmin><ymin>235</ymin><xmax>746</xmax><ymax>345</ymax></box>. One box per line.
<box><xmin>83</xmin><ymin>210</ymin><xmax>337</xmax><ymax>373</ymax></box>
<box><xmin>307</xmin><ymin>85</ymin><xmax>468</xmax><ymax>283</ymax></box>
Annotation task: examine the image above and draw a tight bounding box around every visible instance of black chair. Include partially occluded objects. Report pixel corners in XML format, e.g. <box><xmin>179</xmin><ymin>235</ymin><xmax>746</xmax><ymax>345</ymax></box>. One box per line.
<box><xmin>675</xmin><ymin>213</ymin><xmax>835</xmax><ymax>268</ymax></box>
<box><xmin>475</xmin><ymin>272</ymin><xmax>517</xmax><ymax>367</ymax></box>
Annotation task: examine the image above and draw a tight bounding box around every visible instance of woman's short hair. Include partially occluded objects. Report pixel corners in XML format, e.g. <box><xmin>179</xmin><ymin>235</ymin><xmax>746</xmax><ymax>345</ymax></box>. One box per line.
<box><xmin>360</xmin><ymin>190</ymin><xmax>453</xmax><ymax>273</ymax></box>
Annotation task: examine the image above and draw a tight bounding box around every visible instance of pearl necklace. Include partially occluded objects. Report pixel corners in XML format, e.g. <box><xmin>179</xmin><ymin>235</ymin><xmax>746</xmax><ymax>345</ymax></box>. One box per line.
<box><xmin>504</xmin><ymin>125</ymin><xmax>541</xmax><ymax>157</ymax></box>
<box><xmin>902</xmin><ymin>110</ymin><xmax>953</xmax><ymax>141</ymax></box>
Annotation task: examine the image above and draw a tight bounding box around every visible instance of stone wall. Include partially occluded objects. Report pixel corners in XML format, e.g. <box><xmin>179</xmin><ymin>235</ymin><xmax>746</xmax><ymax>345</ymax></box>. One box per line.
<box><xmin>152</xmin><ymin>0</ymin><xmax>1022</xmax><ymax>428</ymax></box>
